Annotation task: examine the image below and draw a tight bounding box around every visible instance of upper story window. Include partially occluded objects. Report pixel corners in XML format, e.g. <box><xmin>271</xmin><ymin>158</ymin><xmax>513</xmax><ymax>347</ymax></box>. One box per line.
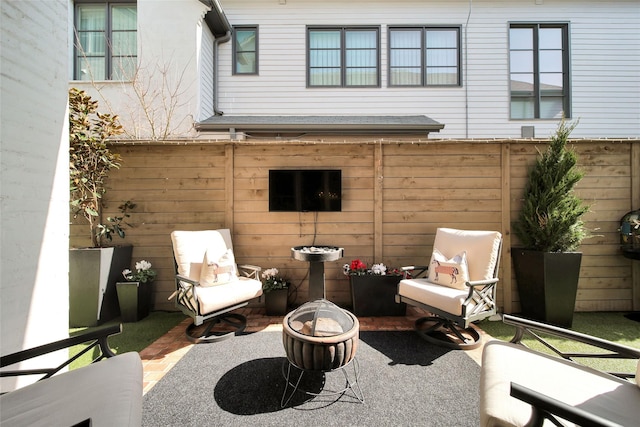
<box><xmin>73</xmin><ymin>0</ymin><xmax>137</xmax><ymax>81</ymax></box>
<box><xmin>233</xmin><ymin>26</ymin><xmax>258</xmax><ymax>75</ymax></box>
<box><xmin>509</xmin><ymin>23</ymin><xmax>570</xmax><ymax>119</ymax></box>
<box><xmin>307</xmin><ymin>27</ymin><xmax>380</xmax><ymax>87</ymax></box>
<box><xmin>388</xmin><ymin>27</ymin><xmax>461</xmax><ymax>87</ymax></box>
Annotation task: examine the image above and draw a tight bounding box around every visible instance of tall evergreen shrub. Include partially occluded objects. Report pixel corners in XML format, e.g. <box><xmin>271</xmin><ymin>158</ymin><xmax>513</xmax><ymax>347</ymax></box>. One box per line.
<box><xmin>514</xmin><ymin>119</ymin><xmax>590</xmax><ymax>252</ymax></box>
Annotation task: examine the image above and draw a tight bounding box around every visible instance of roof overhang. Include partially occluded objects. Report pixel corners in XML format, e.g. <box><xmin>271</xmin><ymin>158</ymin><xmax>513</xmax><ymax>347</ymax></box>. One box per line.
<box><xmin>196</xmin><ymin>115</ymin><xmax>445</xmax><ymax>136</ymax></box>
<box><xmin>199</xmin><ymin>0</ymin><xmax>231</xmax><ymax>37</ymax></box>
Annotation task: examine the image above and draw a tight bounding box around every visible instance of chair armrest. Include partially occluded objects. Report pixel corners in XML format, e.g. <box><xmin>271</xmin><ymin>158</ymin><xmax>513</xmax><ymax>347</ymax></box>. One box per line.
<box><xmin>400</xmin><ymin>265</ymin><xmax>428</xmax><ymax>278</ymax></box>
<box><xmin>466</xmin><ymin>278</ymin><xmax>499</xmax><ymax>287</ymax></box>
<box><xmin>510</xmin><ymin>382</ymin><xmax>624</xmax><ymax>427</ymax></box>
<box><xmin>176</xmin><ymin>274</ymin><xmax>199</xmax><ymax>286</ymax></box>
<box><xmin>238</xmin><ymin>264</ymin><xmax>261</xmax><ymax>280</ymax></box>
<box><xmin>1</xmin><ymin>324</ymin><xmax>121</xmax><ymax>381</ymax></box>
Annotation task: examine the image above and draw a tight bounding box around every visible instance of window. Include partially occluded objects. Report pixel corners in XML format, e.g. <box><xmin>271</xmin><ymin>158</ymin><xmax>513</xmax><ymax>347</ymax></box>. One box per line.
<box><xmin>233</xmin><ymin>26</ymin><xmax>258</xmax><ymax>75</ymax></box>
<box><xmin>307</xmin><ymin>27</ymin><xmax>380</xmax><ymax>87</ymax></box>
<box><xmin>509</xmin><ymin>23</ymin><xmax>570</xmax><ymax>119</ymax></box>
<box><xmin>389</xmin><ymin>27</ymin><xmax>461</xmax><ymax>86</ymax></box>
<box><xmin>74</xmin><ymin>0</ymin><xmax>137</xmax><ymax>81</ymax></box>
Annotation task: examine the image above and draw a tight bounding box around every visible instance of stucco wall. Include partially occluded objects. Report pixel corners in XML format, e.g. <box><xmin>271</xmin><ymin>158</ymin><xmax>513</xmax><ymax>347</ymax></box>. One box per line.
<box><xmin>0</xmin><ymin>0</ymin><xmax>70</xmax><ymax>391</ymax></box>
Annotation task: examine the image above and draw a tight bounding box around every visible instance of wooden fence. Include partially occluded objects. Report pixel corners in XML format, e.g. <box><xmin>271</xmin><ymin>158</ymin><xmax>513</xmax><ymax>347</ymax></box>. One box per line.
<box><xmin>70</xmin><ymin>138</ymin><xmax>640</xmax><ymax>313</ymax></box>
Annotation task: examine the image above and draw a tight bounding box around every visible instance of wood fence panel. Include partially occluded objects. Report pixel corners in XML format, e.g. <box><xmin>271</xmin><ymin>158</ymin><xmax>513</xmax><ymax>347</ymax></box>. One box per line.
<box><xmin>77</xmin><ymin>140</ymin><xmax>638</xmax><ymax>311</ymax></box>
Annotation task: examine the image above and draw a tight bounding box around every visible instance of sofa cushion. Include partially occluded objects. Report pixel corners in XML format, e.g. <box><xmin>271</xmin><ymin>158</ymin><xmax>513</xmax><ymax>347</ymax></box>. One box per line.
<box><xmin>0</xmin><ymin>352</ymin><xmax>143</xmax><ymax>427</ymax></box>
<box><xmin>480</xmin><ymin>340</ymin><xmax>640</xmax><ymax>427</ymax></box>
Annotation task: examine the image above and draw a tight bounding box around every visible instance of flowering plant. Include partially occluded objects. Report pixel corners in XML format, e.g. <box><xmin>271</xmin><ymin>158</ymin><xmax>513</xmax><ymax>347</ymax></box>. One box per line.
<box><xmin>261</xmin><ymin>268</ymin><xmax>290</xmax><ymax>292</ymax></box>
<box><xmin>122</xmin><ymin>260</ymin><xmax>157</xmax><ymax>283</ymax></box>
<box><xmin>343</xmin><ymin>259</ymin><xmax>404</xmax><ymax>276</ymax></box>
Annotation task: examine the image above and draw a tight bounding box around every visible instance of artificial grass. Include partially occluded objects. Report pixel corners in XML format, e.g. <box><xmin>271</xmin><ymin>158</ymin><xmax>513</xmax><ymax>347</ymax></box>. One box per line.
<box><xmin>69</xmin><ymin>311</ymin><xmax>186</xmax><ymax>370</ymax></box>
<box><xmin>477</xmin><ymin>312</ymin><xmax>640</xmax><ymax>375</ymax></box>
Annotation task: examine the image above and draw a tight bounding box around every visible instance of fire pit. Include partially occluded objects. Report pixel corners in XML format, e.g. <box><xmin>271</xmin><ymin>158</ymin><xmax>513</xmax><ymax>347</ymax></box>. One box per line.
<box><xmin>281</xmin><ymin>299</ymin><xmax>363</xmax><ymax>406</ymax></box>
<box><xmin>291</xmin><ymin>246</ymin><xmax>344</xmax><ymax>300</ymax></box>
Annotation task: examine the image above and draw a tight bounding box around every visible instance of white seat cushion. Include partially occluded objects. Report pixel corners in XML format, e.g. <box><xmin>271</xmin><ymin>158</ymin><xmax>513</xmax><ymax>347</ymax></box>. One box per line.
<box><xmin>0</xmin><ymin>352</ymin><xmax>142</xmax><ymax>427</ymax></box>
<box><xmin>480</xmin><ymin>340</ymin><xmax>640</xmax><ymax>427</ymax></box>
<box><xmin>195</xmin><ymin>276</ymin><xmax>263</xmax><ymax>314</ymax></box>
<box><xmin>398</xmin><ymin>278</ymin><xmax>471</xmax><ymax>315</ymax></box>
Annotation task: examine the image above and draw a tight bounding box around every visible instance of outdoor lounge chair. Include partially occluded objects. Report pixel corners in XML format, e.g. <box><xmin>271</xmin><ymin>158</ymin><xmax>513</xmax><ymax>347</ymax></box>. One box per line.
<box><xmin>0</xmin><ymin>324</ymin><xmax>142</xmax><ymax>427</ymax></box>
<box><xmin>396</xmin><ymin>227</ymin><xmax>502</xmax><ymax>349</ymax></box>
<box><xmin>170</xmin><ymin>229</ymin><xmax>263</xmax><ymax>343</ymax></box>
<box><xmin>480</xmin><ymin>314</ymin><xmax>640</xmax><ymax>427</ymax></box>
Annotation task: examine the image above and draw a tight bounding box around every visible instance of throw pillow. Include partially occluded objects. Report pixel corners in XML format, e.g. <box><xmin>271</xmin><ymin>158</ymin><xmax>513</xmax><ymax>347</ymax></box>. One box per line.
<box><xmin>427</xmin><ymin>248</ymin><xmax>470</xmax><ymax>290</ymax></box>
<box><xmin>200</xmin><ymin>248</ymin><xmax>238</xmax><ymax>287</ymax></box>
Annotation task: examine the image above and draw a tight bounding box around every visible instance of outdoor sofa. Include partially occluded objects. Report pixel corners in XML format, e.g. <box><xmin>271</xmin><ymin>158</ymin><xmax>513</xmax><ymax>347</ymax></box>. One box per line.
<box><xmin>0</xmin><ymin>324</ymin><xmax>142</xmax><ymax>427</ymax></box>
<box><xmin>480</xmin><ymin>314</ymin><xmax>640</xmax><ymax>427</ymax></box>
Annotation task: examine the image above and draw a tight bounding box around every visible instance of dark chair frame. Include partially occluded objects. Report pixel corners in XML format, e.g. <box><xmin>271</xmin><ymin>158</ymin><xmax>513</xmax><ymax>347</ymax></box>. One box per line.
<box><xmin>173</xmin><ymin>263</ymin><xmax>261</xmax><ymax>344</ymax></box>
<box><xmin>1</xmin><ymin>324</ymin><xmax>121</xmax><ymax>383</ymax></box>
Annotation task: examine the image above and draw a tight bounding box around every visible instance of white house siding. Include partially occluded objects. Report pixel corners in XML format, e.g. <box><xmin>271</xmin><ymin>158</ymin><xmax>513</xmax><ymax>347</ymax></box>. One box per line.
<box><xmin>1</xmin><ymin>0</ymin><xmax>69</xmax><ymax>391</ymax></box>
<box><xmin>198</xmin><ymin>20</ymin><xmax>215</xmax><ymax>121</ymax></box>
<box><xmin>70</xmin><ymin>0</ymin><xmax>210</xmax><ymax>139</ymax></box>
<box><xmin>216</xmin><ymin>0</ymin><xmax>640</xmax><ymax>139</ymax></box>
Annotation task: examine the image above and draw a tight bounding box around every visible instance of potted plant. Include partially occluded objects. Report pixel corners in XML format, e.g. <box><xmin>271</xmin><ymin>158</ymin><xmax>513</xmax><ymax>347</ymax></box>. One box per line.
<box><xmin>261</xmin><ymin>268</ymin><xmax>290</xmax><ymax>316</ymax></box>
<box><xmin>117</xmin><ymin>260</ymin><xmax>157</xmax><ymax>322</ymax></box>
<box><xmin>512</xmin><ymin>118</ymin><xmax>590</xmax><ymax>328</ymax></box>
<box><xmin>344</xmin><ymin>259</ymin><xmax>407</xmax><ymax>316</ymax></box>
<box><xmin>68</xmin><ymin>87</ymin><xmax>135</xmax><ymax>327</ymax></box>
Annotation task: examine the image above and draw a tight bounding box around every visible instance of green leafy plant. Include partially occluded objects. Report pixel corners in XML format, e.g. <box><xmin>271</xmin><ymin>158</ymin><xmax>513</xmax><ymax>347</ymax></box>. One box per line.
<box><xmin>69</xmin><ymin>87</ymin><xmax>131</xmax><ymax>247</ymax></box>
<box><xmin>514</xmin><ymin>119</ymin><xmax>590</xmax><ymax>252</ymax></box>
<box><xmin>261</xmin><ymin>268</ymin><xmax>290</xmax><ymax>293</ymax></box>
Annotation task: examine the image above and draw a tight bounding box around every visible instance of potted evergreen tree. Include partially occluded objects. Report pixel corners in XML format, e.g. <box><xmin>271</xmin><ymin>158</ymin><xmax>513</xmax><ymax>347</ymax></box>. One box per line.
<box><xmin>512</xmin><ymin>119</ymin><xmax>590</xmax><ymax>327</ymax></box>
<box><xmin>69</xmin><ymin>88</ymin><xmax>134</xmax><ymax>327</ymax></box>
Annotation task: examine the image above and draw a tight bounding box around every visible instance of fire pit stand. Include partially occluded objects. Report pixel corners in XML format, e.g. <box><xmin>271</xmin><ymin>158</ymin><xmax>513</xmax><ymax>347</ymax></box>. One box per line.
<box><xmin>280</xmin><ymin>299</ymin><xmax>363</xmax><ymax>407</ymax></box>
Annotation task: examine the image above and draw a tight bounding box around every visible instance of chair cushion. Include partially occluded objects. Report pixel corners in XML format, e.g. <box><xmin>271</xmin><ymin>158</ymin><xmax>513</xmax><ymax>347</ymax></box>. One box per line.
<box><xmin>427</xmin><ymin>249</ymin><xmax>469</xmax><ymax>290</ymax></box>
<box><xmin>0</xmin><ymin>352</ymin><xmax>142</xmax><ymax>427</ymax></box>
<box><xmin>480</xmin><ymin>340</ymin><xmax>640</xmax><ymax>427</ymax></box>
<box><xmin>195</xmin><ymin>276</ymin><xmax>263</xmax><ymax>314</ymax></box>
<box><xmin>200</xmin><ymin>248</ymin><xmax>237</xmax><ymax>287</ymax></box>
<box><xmin>433</xmin><ymin>228</ymin><xmax>501</xmax><ymax>282</ymax></box>
<box><xmin>171</xmin><ymin>230</ymin><xmax>231</xmax><ymax>280</ymax></box>
<box><xmin>398</xmin><ymin>278</ymin><xmax>471</xmax><ymax>315</ymax></box>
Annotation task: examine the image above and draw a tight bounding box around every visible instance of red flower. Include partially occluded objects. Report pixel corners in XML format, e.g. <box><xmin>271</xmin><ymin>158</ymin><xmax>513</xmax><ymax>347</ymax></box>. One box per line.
<box><xmin>350</xmin><ymin>259</ymin><xmax>367</xmax><ymax>271</ymax></box>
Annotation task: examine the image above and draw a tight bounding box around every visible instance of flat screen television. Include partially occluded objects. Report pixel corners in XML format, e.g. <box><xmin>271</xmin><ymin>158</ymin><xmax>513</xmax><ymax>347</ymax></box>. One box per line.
<box><xmin>269</xmin><ymin>169</ymin><xmax>342</xmax><ymax>212</ymax></box>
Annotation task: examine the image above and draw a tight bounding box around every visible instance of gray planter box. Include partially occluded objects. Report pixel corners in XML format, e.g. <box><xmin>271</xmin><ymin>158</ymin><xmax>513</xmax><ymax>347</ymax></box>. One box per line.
<box><xmin>116</xmin><ymin>281</ymin><xmax>152</xmax><ymax>322</ymax></box>
<box><xmin>69</xmin><ymin>245</ymin><xmax>133</xmax><ymax>327</ymax></box>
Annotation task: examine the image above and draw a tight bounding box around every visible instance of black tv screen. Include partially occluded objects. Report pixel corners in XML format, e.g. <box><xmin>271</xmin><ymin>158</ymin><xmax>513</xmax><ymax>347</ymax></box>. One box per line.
<box><xmin>269</xmin><ymin>169</ymin><xmax>342</xmax><ymax>212</ymax></box>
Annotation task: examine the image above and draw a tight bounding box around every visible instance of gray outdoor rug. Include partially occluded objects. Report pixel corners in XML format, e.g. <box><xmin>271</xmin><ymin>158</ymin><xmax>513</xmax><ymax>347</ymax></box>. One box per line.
<box><xmin>143</xmin><ymin>330</ymin><xmax>481</xmax><ymax>426</ymax></box>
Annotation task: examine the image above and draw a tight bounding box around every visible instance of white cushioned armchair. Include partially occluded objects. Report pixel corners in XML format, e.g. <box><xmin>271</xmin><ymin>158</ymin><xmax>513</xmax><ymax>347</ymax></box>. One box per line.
<box><xmin>396</xmin><ymin>227</ymin><xmax>502</xmax><ymax>349</ymax></box>
<box><xmin>170</xmin><ymin>229</ymin><xmax>263</xmax><ymax>343</ymax></box>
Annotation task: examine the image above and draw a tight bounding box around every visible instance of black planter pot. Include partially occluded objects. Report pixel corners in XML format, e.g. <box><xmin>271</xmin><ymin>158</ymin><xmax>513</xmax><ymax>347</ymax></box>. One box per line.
<box><xmin>116</xmin><ymin>281</ymin><xmax>152</xmax><ymax>322</ymax></box>
<box><xmin>350</xmin><ymin>275</ymin><xmax>406</xmax><ymax>316</ymax></box>
<box><xmin>512</xmin><ymin>249</ymin><xmax>582</xmax><ymax>328</ymax></box>
<box><xmin>264</xmin><ymin>288</ymin><xmax>288</xmax><ymax>316</ymax></box>
<box><xmin>69</xmin><ymin>245</ymin><xmax>133</xmax><ymax>327</ymax></box>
